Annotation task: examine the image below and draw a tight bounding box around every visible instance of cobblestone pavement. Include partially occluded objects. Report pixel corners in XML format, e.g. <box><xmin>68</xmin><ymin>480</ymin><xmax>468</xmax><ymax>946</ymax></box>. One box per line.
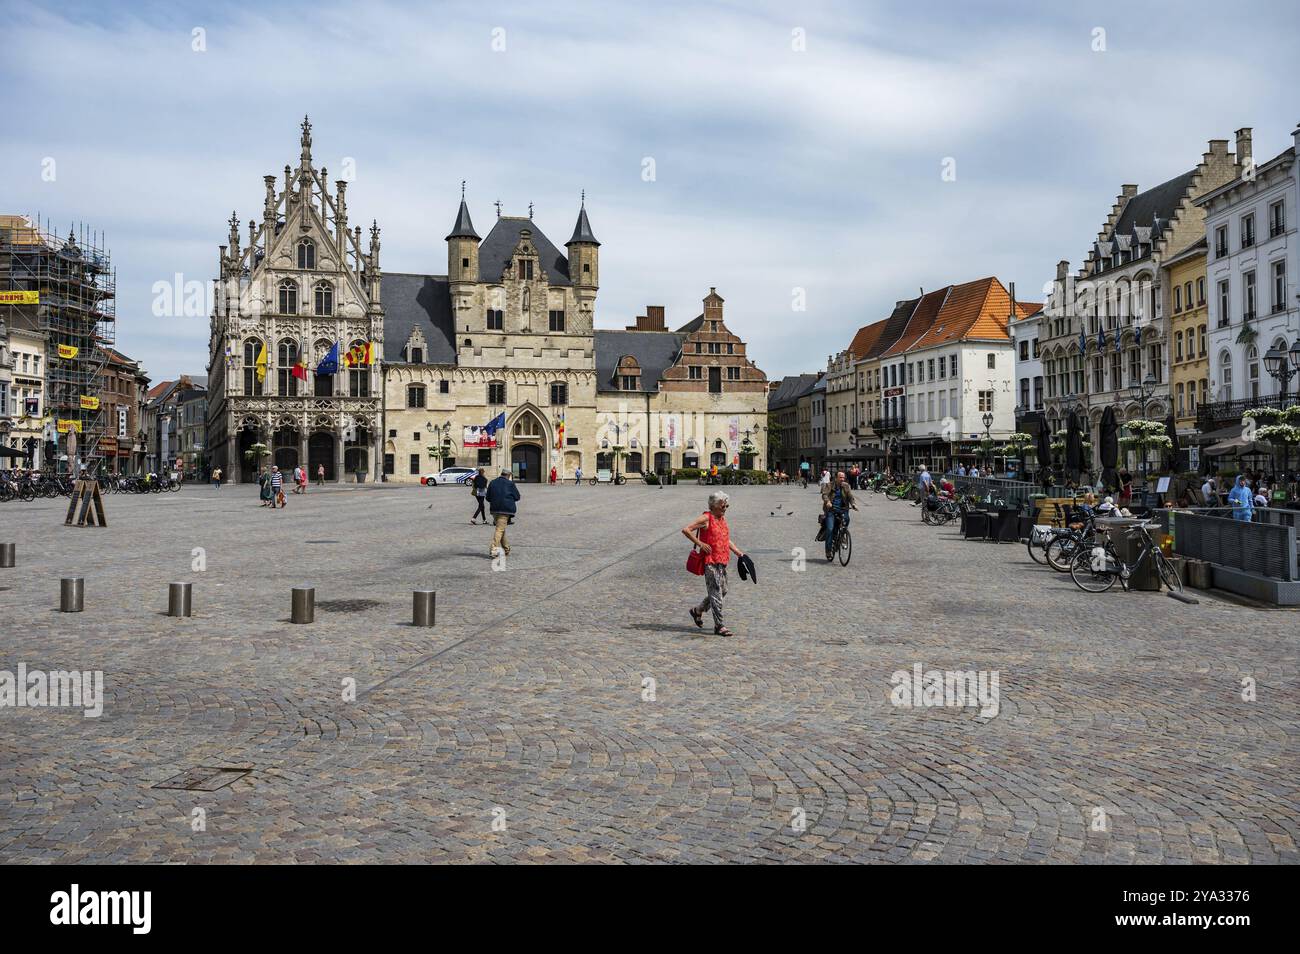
<box><xmin>0</xmin><ymin>482</ymin><xmax>1296</xmax><ymax>863</ymax></box>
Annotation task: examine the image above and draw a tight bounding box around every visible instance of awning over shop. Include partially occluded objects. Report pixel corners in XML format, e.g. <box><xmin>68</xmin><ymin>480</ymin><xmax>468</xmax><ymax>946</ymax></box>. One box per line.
<box><xmin>1194</xmin><ymin>423</ymin><xmax>1243</xmax><ymax>445</ymax></box>
<box><xmin>1206</xmin><ymin>436</ymin><xmax>1272</xmax><ymax>457</ymax></box>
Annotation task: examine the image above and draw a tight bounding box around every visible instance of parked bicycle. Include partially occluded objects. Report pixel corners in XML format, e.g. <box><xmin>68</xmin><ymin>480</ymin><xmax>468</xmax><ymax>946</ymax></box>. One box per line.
<box><xmin>1069</xmin><ymin>521</ymin><xmax>1182</xmax><ymax>594</ymax></box>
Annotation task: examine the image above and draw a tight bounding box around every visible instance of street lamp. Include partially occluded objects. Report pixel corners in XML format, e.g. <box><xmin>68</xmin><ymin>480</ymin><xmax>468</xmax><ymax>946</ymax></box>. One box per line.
<box><xmin>1263</xmin><ymin>339</ymin><xmax>1300</xmax><ymax>401</ymax></box>
<box><xmin>981</xmin><ymin>412</ymin><xmax>994</xmax><ymax>472</ymax></box>
<box><xmin>1128</xmin><ymin>374</ymin><xmax>1158</xmax><ymax>490</ymax></box>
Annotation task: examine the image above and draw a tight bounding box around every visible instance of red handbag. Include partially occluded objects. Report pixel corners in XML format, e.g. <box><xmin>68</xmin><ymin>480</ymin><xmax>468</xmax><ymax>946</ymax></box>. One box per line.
<box><xmin>686</xmin><ymin>547</ymin><xmax>706</xmax><ymax>575</ymax></box>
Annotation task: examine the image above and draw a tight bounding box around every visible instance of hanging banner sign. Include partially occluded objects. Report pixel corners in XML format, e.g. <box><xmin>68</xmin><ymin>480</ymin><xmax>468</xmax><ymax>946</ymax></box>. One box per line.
<box><xmin>463</xmin><ymin>425</ymin><xmax>496</xmax><ymax>449</ymax></box>
<box><xmin>0</xmin><ymin>291</ymin><xmax>39</xmax><ymax>305</ymax></box>
<box><xmin>665</xmin><ymin>415</ymin><xmax>680</xmax><ymax>449</ymax></box>
<box><xmin>57</xmin><ymin>419</ymin><xmax>83</xmax><ymax>434</ymax></box>
<box><xmin>57</xmin><ymin>344</ymin><xmax>80</xmax><ymax>360</ymax></box>
<box><xmin>80</xmin><ymin>395</ymin><xmax>100</xmax><ymax>411</ymax></box>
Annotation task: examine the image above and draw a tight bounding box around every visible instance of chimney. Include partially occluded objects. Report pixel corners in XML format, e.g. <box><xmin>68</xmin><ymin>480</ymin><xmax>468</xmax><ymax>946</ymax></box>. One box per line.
<box><xmin>1056</xmin><ymin>260</ymin><xmax>1069</xmax><ymax>281</ymax></box>
<box><xmin>1235</xmin><ymin>127</ymin><xmax>1252</xmax><ymax>167</ymax></box>
<box><xmin>1009</xmin><ymin>281</ymin><xmax>1016</xmax><ymax>319</ymax></box>
<box><xmin>627</xmin><ymin>306</ymin><xmax>667</xmax><ymax>332</ymax></box>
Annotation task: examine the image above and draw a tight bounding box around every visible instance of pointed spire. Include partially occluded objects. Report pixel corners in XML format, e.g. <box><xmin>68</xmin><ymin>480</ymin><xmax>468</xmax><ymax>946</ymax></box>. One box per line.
<box><xmin>300</xmin><ymin>115</ymin><xmax>313</xmax><ymax>163</ymax></box>
<box><xmin>445</xmin><ymin>186</ymin><xmax>480</xmax><ymax>241</ymax></box>
<box><xmin>566</xmin><ymin>193</ymin><xmax>599</xmax><ymax>247</ymax></box>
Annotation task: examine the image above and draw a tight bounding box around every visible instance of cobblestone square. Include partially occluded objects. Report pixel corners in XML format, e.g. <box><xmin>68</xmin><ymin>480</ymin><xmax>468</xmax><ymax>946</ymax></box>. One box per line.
<box><xmin>1</xmin><ymin>483</ymin><xmax>1297</xmax><ymax>863</ymax></box>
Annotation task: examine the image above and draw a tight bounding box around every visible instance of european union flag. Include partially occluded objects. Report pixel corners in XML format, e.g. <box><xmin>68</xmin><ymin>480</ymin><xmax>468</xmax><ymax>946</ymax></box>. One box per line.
<box><xmin>315</xmin><ymin>341</ymin><xmax>340</xmax><ymax>376</ymax></box>
<box><xmin>484</xmin><ymin>412</ymin><xmax>506</xmax><ymax>436</ymax></box>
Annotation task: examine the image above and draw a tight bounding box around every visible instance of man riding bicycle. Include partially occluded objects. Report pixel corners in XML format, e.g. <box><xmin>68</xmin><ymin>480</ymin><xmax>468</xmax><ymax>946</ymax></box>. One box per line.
<box><xmin>821</xmin><ymin>470</ymin><xmax>858</xmax><ymax>560</ymax></box>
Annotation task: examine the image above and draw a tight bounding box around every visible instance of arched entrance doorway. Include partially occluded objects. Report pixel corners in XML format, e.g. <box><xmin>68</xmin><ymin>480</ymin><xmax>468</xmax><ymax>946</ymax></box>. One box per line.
<box><xmin>511</xmin><ymin>443</ymin><xmax>542</xmax><ymax>483</ymax></box>
<box><xmin>237</xmin><ymin>429</ymin><xmax>263</xmax><ymax>482</ymax></box>
<box><xmin>273</xmin><ymin>427</ymin><xmax>299</xmax><ymax>471</ymax></box>
<box><xmin>308</xmin><ymin>432</ymin><xmax>336</xmax><ymax>481</ymax></box>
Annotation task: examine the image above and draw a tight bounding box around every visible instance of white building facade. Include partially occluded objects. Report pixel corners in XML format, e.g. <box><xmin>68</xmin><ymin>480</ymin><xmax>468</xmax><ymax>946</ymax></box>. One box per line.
<box><xmin>1199</xmin><ymin>126</ymin><xmax>1300</xmax><ymax>410</ymax></box>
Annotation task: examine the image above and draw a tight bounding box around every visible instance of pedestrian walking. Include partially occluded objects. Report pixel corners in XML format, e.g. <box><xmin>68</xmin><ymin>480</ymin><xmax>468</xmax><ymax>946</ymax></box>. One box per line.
<box><xmin>682</xmin><ymin>490</ymin><xmax>746</xmax><ymax>638</ymax></box>
<box><xmin>212</xmin><ymin>466</ymin><xmax>222</xmax><ymax>489</ymax></box>
<box><xmin>291</xmin><ymin>464</ymin><xmax>303</xmax><ymax>494</ymax></box>
<box><xmin>258</xmin><ymin>468</ymin><xmax>274</xmax><ymax>507</ymax></box>
<box><xmin>470</xmin><ymin>467</ymin><xmax>488</xmax><ymax>524</ymax></box>
<box><xmin>316</xmin><ymin>463</ymin><xmax>325</xmax><ymax>487</ymax></box>
<box><xmin>1228</xmin><ymin>474</ymin><xmax>1254</xmax><ymax>522</ymax></box>
<box><xmin>297</xmin><ymin>464</ymin><xmax>308</xmax><ymax>494</ymax></box>
<box><xmin>549</xmin><ymin>466</ymin><xmax>557</xmax><ymax>485</ymax></box>
<box><xmin>270</xmin><ymin>465</ymin><xmax>286</xmax><ymax>508</ymax></box>
<box><xmin>574</xmin><ymin>466</ymin><xmax>583</xmax><ymax>486</ymax></box>
<box><xmin>486</xmin><ymin>467</ymin><xmax>520</xmax><ymax>558</ymax></box>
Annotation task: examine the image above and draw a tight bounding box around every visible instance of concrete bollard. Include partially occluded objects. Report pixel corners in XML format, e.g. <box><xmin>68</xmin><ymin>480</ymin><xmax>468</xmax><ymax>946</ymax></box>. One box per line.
<box><xmin>168</xmin><ymin>581</ymin><xmax>193</xmax><ymax>618</ymax></box>
<box><xmin>60</xmin><ymin>577</ymin><xmax>84</xmax><ymax>613</ymax></box>
<box><xmin>291</xmin><ymin>586</ymin><xmax>315</xmax><ymax>624</ymax></box>
<box><xmin>412</xmin><ymin>590</ymin><xmax>436</xmax><ymax>627</ymax></box>
<box><xmin>0</xmin><ymin>543</ymin><xmax>14</xmax><ymax>568</ymax></box>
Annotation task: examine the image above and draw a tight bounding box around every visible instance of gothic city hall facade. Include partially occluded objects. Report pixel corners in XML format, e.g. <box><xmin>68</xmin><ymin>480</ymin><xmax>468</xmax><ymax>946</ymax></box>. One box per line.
<box><xmin>206</xmin><ymin>120</ymin><xmax>770</xmax><ymax>483</ymax></box>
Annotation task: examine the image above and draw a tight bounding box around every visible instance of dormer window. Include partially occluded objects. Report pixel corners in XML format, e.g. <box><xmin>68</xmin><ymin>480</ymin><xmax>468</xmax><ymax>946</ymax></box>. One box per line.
<box><xmin>297</xmin><ymin>239</ymin><xmax>315</xmax><ymax>269</ymax></box>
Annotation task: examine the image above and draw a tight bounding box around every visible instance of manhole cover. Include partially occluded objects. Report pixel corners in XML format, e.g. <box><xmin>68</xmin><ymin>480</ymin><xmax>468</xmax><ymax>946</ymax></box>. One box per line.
<box><xmin>153</xmin><ymin>766</ymin><xmax>251</xmax><ymax>791</ymax></box>
<box><xmin>316</xmin><ymin>599</ymin><xmax>382</xmax><ymax>612</ymax></box>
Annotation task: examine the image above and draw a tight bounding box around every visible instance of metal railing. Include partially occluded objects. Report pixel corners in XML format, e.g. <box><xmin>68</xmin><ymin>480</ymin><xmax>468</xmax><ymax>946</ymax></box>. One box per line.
<box><xmin>1173</xmin><ymin>510</ymin><xmax>1298</xmax><ymax>581</ymax></box>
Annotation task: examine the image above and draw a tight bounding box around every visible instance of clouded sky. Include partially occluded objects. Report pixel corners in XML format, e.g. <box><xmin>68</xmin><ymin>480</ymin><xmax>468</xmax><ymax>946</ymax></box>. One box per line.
<box><xmin>3</xmin><ymin>0</ymin><xmax>1296</xmax><ymax>383</ymax></box>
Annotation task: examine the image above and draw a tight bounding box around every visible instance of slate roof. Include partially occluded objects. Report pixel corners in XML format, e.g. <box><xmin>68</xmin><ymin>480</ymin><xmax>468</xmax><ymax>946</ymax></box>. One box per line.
<box><xmin>567</xmin><ymin>205</ymin><xmax>599</xmax><ymax>246</ymax></box>
<box><xmin>380</xmin><ymin>272</ymin><xmax>456</xmax><ymax>364</ymax></box>
<box><xmin>863</xmin><ymin>298</ymin><xmax>920</xmax><ymax>359</ymax></box>
<box><xmin>675</xmin><ymin>315</ymin><xmax>705</xmax><ymax>334</ymax></box>
<box><xmin>767</xmin><ymin>373</ymin><xmax>821</xmax><ymax>410</ymax></box>
<box><xmin>1112</xmin><ymin>170</ymin><xmax>1197</xmax><ymax>238</ymax></box>
<box><xmin>878</xmin><ymin>287</ymin><xmax>951</xmax><ymax>358</ymax></box>
<box><xmin>478</xmin><ymin>216</ymin><xmax>571</xmax><ymax>286</ymax></box>
<box><xmin>593</xmin><ymin>329</ymin><xmax>684</xmax><ymax>393</ymax></box>
<box><xmin>446</xmin><ymin>199</ymin><xmax>480</xmax><ymax>241</ymax></box>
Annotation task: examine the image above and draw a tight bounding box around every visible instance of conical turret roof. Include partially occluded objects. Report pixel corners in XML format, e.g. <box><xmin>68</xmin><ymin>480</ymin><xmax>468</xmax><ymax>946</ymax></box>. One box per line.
<box><xmin>446</xmin><ymin>198</ymin><xmax>480</xmax><ymax>241</ymax></box>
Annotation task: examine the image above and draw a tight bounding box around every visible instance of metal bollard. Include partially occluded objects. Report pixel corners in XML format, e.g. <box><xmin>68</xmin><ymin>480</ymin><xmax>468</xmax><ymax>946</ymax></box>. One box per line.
<box><xmin>412</xmin><ymin>590</ymin><xmax>436</xmax><ymax>627</ymax></box>
<box><xmin>291</xmin><ymin>586</ymin><xmax>315</xmax><ymax>624</ymax></box>
<box><xmin>60</xmin><ymin>577</ymin><xmax>84</xmax><ymax>613</ymax></box>
<box><xmin>0</xmin><ymin>543</ymin><xmax>14</xmax><ymax>568</ymax></box>
<box><xmin>168</xmin><ymin>581</ymin><xmax>193</xmax><ymax>618</ymax></box>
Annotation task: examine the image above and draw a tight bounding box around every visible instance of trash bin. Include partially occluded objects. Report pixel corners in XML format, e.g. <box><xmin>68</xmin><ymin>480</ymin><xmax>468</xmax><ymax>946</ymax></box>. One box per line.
<box><xmin>1105</xmin><ymin>527</ymin><xmax>1160</xmax><ymax>590</ymax></box>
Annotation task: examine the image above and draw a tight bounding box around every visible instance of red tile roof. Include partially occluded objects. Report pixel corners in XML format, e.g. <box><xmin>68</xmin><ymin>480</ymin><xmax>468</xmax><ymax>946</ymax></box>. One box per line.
<box><xmin>908</xmin><ymin>277</ymin><xmax>1021</xmax><ymax>350</ymax></box>
<box><xmin>846</xmin><ymin>318</ymin><xmax>888</xmax><ymax>359</ymax></box>
<box><xmin>146</xmin><ymin>380</ymin><xmax>174</xmax><ymax>400</ymax></box>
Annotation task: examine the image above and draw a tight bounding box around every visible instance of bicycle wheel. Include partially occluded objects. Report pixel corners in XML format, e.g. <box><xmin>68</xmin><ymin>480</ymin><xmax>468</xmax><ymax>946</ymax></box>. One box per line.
<box><xmin>1044</xmin><ymin>536</ymin><xmax>1079</xmax><ymax>573</ymax></box>
<box><xmin>838</xmin><ymin>528</ymin><xmax>852</xmax><ymax>566</ymax></box>
<box><xmin>1153</xmin><ymin>550</ymin><xmax>1183</xmax><ymax>593</ymax></box>
<box><xmin>1027</xmin><ymin>535</ymin><xmax>1048</xmax><ymax>565</ymax></box>
<box><xmin>1070</xmin><ymin>546</ymin><xmax>1116</xmax><ymax>592</ymax></box>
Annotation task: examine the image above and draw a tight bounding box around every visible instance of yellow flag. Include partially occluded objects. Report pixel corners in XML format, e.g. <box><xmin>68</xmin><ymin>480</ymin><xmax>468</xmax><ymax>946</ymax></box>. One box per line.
<box><xmin>255</xmin><ymin>342</ymin><xmax>268</xmax><ymax>382</ymax></box>
<box><xmin>57</xmin><ymin>344</ymin><xmax>79</xmax><ymax>359</ymax></box>
<box><xmin>80</xmin><ymin>395</ymin><xmax>100</xmax><ymax>411</ymax></box>
<box><xmin>57</xmin><ymin>419</ymin><xmax>83</xmax><ymax>433</ymax></box>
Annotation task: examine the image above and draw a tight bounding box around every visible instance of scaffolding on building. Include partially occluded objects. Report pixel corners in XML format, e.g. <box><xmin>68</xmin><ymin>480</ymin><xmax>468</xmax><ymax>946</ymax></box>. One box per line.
<box><xmin>0</xmin><ymin>214</ymin><xmax>115</xmax><ymax>473</ymax></box>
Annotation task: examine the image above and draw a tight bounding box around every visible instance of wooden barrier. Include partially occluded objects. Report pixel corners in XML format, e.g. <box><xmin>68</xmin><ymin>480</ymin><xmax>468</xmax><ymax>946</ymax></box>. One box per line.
<box><xmin>64</xmin><ymin>479</ymin><xmax>107</xmax><ymax>527</ymax></box>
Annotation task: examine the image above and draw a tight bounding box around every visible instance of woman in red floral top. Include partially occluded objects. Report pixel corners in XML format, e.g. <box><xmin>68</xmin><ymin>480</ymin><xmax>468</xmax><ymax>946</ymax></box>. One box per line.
<box><xmin>682</xmin><ymin>490</ymin><xmax>747</xmax><ymax>637</ymax></box>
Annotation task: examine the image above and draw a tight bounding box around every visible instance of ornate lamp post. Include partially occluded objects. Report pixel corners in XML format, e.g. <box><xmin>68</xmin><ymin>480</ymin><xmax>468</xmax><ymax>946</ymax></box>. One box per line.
<box><xmin>980</xmin><ymin>412</ymin><xmax>994</xmax><ymax>472</ymax></box>
<box><xmin>1128</xmin><ymin>374</ymin><xmax>1158</xmax><ymax>489</ymax></box>
<box><xmin>1263</xmin><ymin>339</ymin><xmax>1300</xmax><ymax>402</ymax></box>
